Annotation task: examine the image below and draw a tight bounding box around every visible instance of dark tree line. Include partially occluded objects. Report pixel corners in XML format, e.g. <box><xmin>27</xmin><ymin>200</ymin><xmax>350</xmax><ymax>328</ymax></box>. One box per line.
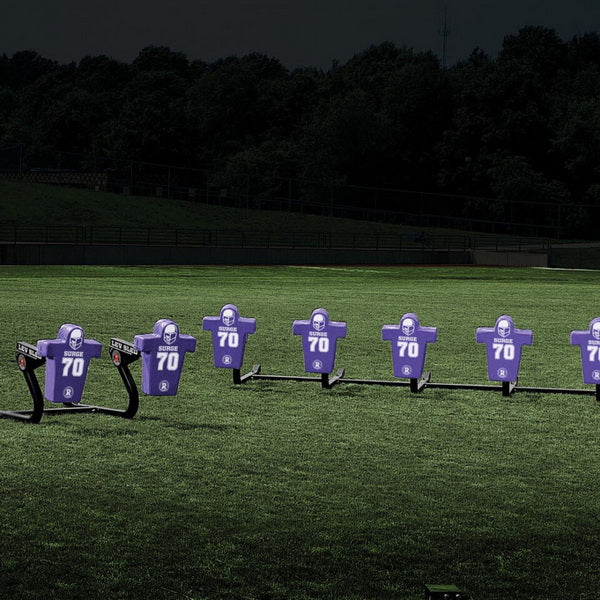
<box><xmin>2</xmin><ymin>26</ymin><xmax>600</xmax><ymax>216</ymax></box>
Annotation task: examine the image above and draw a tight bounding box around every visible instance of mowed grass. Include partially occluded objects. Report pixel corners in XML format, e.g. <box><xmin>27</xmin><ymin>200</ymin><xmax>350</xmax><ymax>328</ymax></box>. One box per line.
<box><xmin>1</xmin><ymin>265</ymin><xmax>600</xmax><ymax>600</ymax></box>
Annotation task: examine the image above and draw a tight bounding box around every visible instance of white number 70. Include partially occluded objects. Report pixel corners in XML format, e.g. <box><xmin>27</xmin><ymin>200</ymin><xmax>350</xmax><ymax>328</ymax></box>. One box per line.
<box><xmin>156</xmin><ymin>351</ymin><xmax>179</xmax><ymax>371</ymax></box>
<box><xmin>62</xmin><ymin>357</ymin><xmax>85</xmax><ymax>377</ymax></box>
<box><xmin>309</xmin><ymin>337</ymin><xmax>329</xmax><ymax>352</ymax></box>
<box><xmin>217</xmin><ymin>331</ymin><xmax>239</xmax><ymax>348</ymax></box>
<box><xmin>493</xmin><ymin>343</ymin><xmax>515</xmax><ymax>360</ymax></box>
<box><xmin>587</xmin><ymin>345</ymin><xmax>600</xmax><ymax>362</ymax></box>
<box><xmin>397</xmin><ymin>341</ymin><xmax>419</xmax><ymax>358</ymax></box>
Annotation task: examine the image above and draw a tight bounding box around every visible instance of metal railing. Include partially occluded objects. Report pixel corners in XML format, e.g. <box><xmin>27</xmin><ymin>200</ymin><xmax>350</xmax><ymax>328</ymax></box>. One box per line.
<box><xmin>0</xmin><ymin>225</ymin><xmax>552</xmax><ymax>253</ymax></box>
<box><xmin>0</xmin><ymin>146</ymin><xmax>570</xmax><ymax>238</ymax></box>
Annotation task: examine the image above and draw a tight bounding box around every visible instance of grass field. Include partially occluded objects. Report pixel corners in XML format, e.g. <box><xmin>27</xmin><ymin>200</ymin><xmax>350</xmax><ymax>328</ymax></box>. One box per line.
<box><xmin>1</xmin><ymin>264</ymin><xmax>600</xmax><ymax>600</ymax></box>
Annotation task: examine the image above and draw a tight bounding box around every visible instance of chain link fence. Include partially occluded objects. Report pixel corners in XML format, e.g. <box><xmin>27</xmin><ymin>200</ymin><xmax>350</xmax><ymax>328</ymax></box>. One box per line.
<box><xmin>0</xmin><ymin>223</ymin><xmax>553</xmax><ymax>254</ymax></box>
<box><xmin>0</xmin><ymin>145</ymin><xmax>593</xmax><ymax>240</ymax></box>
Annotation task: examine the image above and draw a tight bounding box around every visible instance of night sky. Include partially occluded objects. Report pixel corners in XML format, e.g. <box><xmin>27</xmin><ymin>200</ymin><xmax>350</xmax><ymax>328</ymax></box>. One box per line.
<box><xmin>4</xmin><ymin>0</ymin><xmax>600</xmax><ymax>68</ymax></box>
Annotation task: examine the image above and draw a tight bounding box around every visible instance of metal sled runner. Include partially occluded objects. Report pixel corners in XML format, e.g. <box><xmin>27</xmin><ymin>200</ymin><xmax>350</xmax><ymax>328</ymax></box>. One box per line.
<box><xmin>233</xmin><ymin>364</ymin><xmax>345</xmax><ymax>389</ymax></box>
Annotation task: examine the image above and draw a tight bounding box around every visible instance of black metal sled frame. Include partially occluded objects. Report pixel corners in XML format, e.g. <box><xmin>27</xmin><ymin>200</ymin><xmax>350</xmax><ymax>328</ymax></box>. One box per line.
<box><xmin>234</xmin><ymin>365</ymin><xmax>600</xmax><ymax>400</ymax></box>
<box><xmin>339</xmin><ymin>371</ymin><xmax>432</xmax><ymax>393</ymax></box>
<box><xmin>333</xmin><ymin>372</ymin><xmax>514</xmax><ymax>395</ymax></box>
<box><xmin>1</xmin><ymin>339</ymin><xmax>140</xmax><ymax>424</ymax></box>
<box><xmin>338</xmin><ymin>371</ymin><xmax>600</xmax><ymax>399</ymax></box>
<box><xmin>421</xmin><ymin>379</ymin><xmax>600</xmax><ymax>399</ymax></box>
<box><xmin>506</xmin><ymin>383</ymin><xmax>600</xmax><ymax>400</ymax></box>
<box><xmin>233</xmin><ymin>364</ymin><xmax>345</xmax><ymax>389</ymax></box>
<box><xmin>233</xmin><ymin>368</ymin><xmax>512</xmax><ymax>395</ymax></box>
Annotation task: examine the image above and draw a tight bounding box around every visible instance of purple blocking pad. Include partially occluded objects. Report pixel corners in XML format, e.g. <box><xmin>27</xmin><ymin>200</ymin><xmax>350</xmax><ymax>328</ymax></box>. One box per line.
<box><xmin>292</xmin><ymin>308</ymin><xmax>347</xmax><ymax>374</ymax></box>
<box><xmin>36</xmin><ymin>324</ymin><xmax>102</xmax><ymax>403</ymax></box>
<box><xmin>476</xmin><ymin>315</ymin><xmax>533</xmax><ymax>382</ymax></box>
<box><xmin>133</xmin><ymin>319</ymin><xmax>196</xmax><ymax>395</ymax></box>
<box><xmin>202</xmin><ymin>304</ymin><xmax>257</xmax><ymax>369</ymax></box>
<box><xmin>382</xmin><ymin>313</ymin><xmax>438</xmax><ymax>378</ymax></box>
<box><xmin>570</xmin><ymin>318</ymin><xmax>600</xmax><ymax>384</ymax></box>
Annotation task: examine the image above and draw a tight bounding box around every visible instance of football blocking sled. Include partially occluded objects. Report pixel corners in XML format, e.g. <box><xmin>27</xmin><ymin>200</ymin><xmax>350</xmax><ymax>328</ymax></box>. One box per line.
<box><xmin>569</xmin><ymin>317</ymin><xmax>600</xmax><ymax>399</ymax></box>
<box><xmin>37</xmin><ymin>323</ymin><xmax>102</xmax><ymax>403</ymax></box>
<box><xmin>3</xmin><ymin>319</ymin><xmax>197</xmax><ymax>423</ymax></box>
<box><xmin>2</xmin><ymin>324</ymin><xmax>141</xmax><ymax>424</ymax></box>
<box><xmin>202</xmin><ymin>304</ymin><xmax>257</xmax><ymax>383</ymax></box>
<box><xmin>338</xmin><ymin>312</ymin><xmax>438</xmax><ymax>391</ymax></box>
<box><xmin>134</xmin><ymin>319</ymin><xmax>196</xmax><ymax>395</ymax></box>
<box><xmin>418</xmin><ymin>314</ymin><xmax>600</xmax><ymax>398</ymax></box>
<box><xmin>203</xmin><ymin>307</ymin><xmax>600</xmax><ymax>399</ymax></box>
<box><xmin>475</xmin><ymin>314</ymin><xmax>533</xmax><ymax>396</ymax></box>
<box><xmin>382</xmin><ymin>313</ymin><xmax>438</xmax><ymax>380</ymax></box>
<box><xmin>292</xmin><ymin>307</ymin><xmax>347</xmax><ymax>387</ymax></box>
<box><xmin>204</xmin><ymin>305</ymin><xmax>347</xmax><ymax>388</ymax></box>
<box><xmin>347</xmin><ymin>313</ymin><xmax>599</xmax><ymax>398</ymax></box>
<box><xmin>343</xmin><ymin>313</ymin><xmax>529</xmax><ymax>394</ymax></box>
<box><xmin>6</xmin><ymin>312</ymin><xmax>600</xmax><ymax>424</ymax></box>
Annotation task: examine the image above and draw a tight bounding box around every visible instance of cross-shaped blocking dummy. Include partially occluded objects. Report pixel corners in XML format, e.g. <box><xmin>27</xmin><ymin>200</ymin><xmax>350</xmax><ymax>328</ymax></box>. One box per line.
<box><xmin>36</xmin><ymin>323</ymin><xmax>102</xmax><ymax>403</ymax></box>
<box><xmin>292</xmin><ymin>308</ymin><xmax>347</xmax><ymax>374</ymax></box>
<box><xmin>570</xmin><ymin>317</ymin><xmax>600</xmax><ymax>384</ymax></box>
<box><xmin>134</xmin><ymin>319</ymin><xmax>196</xmax><ymax>395</ymax></box>
<box><xmin>476</xmin><ymin>315</ymin><xmax>533</xmax><ymax>382</ymax></box>
<box><xmin>202</xmin><ymin>304</ymin><xmax>256</xmax><ymax>369</ymax></box>
<box><xmin>382</xmin><ymin>312</ymin><xmax>437</xmax><ymax>378</ymax></box>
